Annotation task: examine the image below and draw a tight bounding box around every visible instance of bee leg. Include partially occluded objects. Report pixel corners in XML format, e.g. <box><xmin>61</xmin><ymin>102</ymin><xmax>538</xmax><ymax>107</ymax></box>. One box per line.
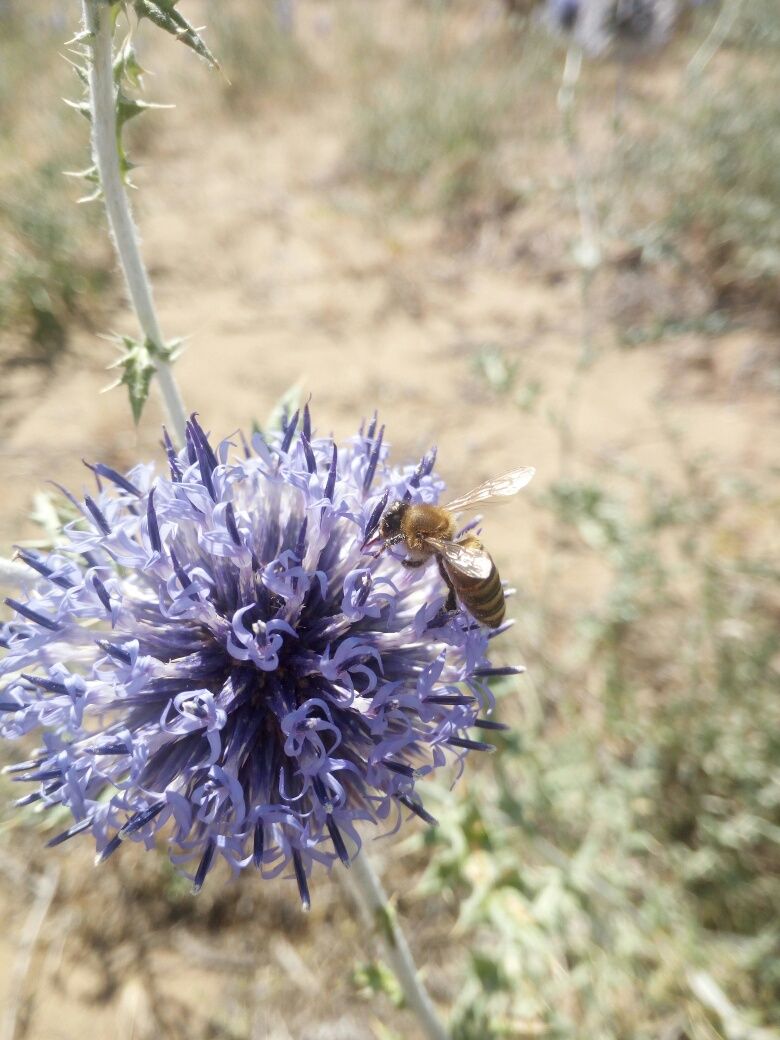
<box><xmin>436</xmin><ymin>557</ymin><xmax>459</xmax><ymax>613</ymax></box>
<box><xmin>402</xmin><ymin>558</ymin><xmax>426</xmax><ymax>569</ymax></box>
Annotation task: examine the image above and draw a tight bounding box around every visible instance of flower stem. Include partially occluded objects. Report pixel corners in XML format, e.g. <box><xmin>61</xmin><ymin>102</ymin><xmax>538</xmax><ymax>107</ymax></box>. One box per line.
<box><xmin>557</xmin><ymin>44</ymin><xmax>599</xmax><ymax>366</ymax></box>
<box><xmin>81</xmin><ymin>0</ymin><xmax>187</xmax><ymax>446</ymax></box>
<box><xmin>687</xmin><ymin>0</ymin><xmax>744</xmax><ymax>82</ymax></box>
<box><xmin>557</xmin><ymin>46</ymin><xmax>600</xmax><ymax>276</ymax></box>
<box><xmin>349</xmin><ymin>850</ymin><xmax>450</xmax><ymax>1040</ymax></box>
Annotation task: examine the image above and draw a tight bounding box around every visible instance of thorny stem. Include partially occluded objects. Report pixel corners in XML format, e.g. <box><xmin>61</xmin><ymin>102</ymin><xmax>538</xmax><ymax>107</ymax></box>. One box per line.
<box><xmin>537</xmin><ymin>46</ymin><xmax>599</xmax><ymax>613</ymax></box>
<box><xmin>557</xmin><ymin>45</ymin><xmax>600</xmax><ymax>370</ymax></box>
<box><xmin>687</xmin><ymin>0</ymin><xmax>744</xmax><ymax>82</ymax></box>
<box><xmin>557</xmin><ymin>46</ymin><xmax>600</xmax><ymax>263</ymax></box>
<box><xmin>349</xmin><ymin>851</ymin><xmax>450</xmax><ymax>1040</ymax></box>
<box><xmin>81</xmin><ymin>0</ymin><xmax>187</xmax><ymax>446</ymax></box>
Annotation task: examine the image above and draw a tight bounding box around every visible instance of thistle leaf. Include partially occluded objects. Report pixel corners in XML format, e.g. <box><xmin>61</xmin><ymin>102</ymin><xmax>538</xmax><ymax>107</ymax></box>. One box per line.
<box><xmin>114</xmin><ymin>40</ymin><xmax>146</xmax><ymax>89</ymax></box>
<box><xmin>105</xmin><ymin>333</ymin><xmax>180</xmax><ymax>425</ymax></box>
<box><xmin>106</xmin><ymin>334</ymin><xmax>185</xmax><ymax>423</ymax></box>
<box><xmin>107</xmin><ymin>335</ymin><xmax>158</xmax><ymax>424</ymax></box>
<box><xmin>63</xmin><ymin>97</ymin><xmax>92</xmax><ymax>120</ymax></box>
<box><xmin>264</xmin><ymin>383</ymin><xmax>304</xmax><ymax>436</ymax></box>
<box><xmin>352</xmin><ymin>961</ymin><xmax>404</xmax><ymax>1009</ymax></box>
<box><xmin>68</xmin><ymin>23</ymin><xmax>175</xmax><ymax>192</ymax></box>
<box><xmin>132</xmin><ymin>0</ymin><xmax>219</xmax><ymax>68</ymax></box>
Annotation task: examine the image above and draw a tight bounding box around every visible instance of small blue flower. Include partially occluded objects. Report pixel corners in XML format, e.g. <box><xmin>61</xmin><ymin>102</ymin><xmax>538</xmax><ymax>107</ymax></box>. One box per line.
<box><xmin>547</xmin><ymin>0</ymin><xmax>681</xmax><ymax>55</ymax></box>
<box><xmin>0</xmin><ymin>411</ymin><xmax>516</xmax><ymax>905</ymax></box>
<box><xmin>548</xmin><ymin>0</ymin><xmax>581</xmax><ymax>31</ymax></box>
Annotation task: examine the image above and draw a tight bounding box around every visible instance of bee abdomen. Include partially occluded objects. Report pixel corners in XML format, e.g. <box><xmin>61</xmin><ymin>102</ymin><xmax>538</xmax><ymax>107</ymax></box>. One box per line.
<box><xmin>454</xmin><ymin>558</ymin><xmax>505</xmax><ymax>628</ymax></box>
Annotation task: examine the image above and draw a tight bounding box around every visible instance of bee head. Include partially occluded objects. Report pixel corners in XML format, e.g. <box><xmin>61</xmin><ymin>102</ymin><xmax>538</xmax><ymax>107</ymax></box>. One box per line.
<box><xmin>378</xmin><ymin>501</ymin><xmax>408</xmax><ymax>542</ymax></box>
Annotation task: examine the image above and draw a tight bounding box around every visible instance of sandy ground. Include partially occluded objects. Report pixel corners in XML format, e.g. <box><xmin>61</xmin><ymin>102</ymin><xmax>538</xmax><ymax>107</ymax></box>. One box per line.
<box><xmin>0</xmin><ymin>2</ymin><xmax>778</xmax><ymax>1037</ymax></box>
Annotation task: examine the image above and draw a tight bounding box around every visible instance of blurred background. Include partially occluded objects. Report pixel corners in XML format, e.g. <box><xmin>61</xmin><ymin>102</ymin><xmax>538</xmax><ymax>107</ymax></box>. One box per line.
<box><xmin>0</xmin><ymin>1</ymin><xmax>778</xmax><ymax>1037</ymax></box>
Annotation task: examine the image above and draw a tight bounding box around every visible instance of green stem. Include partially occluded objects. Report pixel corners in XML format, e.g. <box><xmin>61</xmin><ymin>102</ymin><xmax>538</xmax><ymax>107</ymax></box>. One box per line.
<box><xmin>349</xmin><ymin>851</ymin><xmax>450</xmax><ymax>1040</ymax></box>
<box><xmin>557</xmin><ymin>45</ymin><xmax>598</xmax><ymax>366</ymax></box>
<box><xmin>81</xmin><ymin>0</ymin><xmax>187</xmax><ymax>445</ymax></box>
<box><xmin>687</xmin><ymin>0</ymin><xmax>744</xmax><ymax>82</ymax></box>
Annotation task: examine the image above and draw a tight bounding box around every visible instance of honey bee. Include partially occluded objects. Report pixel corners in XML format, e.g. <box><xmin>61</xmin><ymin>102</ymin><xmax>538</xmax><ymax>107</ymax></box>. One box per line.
<box><xmin>362</xmin><ymin>467</ymin><xmax>535</xmax><ymax>628</ymax></box>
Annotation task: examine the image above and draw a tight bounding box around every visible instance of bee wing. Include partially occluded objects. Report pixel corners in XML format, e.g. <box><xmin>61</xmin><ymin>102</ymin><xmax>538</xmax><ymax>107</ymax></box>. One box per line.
<box><xmin>443</xmin><ymin>467</ymin><xmax>535</xmax><ymax>514</ymax></box>
<box><xmin>424</xmin><ymin>538</ymin><xmax>493</xmax><ymax>579</ymax></box>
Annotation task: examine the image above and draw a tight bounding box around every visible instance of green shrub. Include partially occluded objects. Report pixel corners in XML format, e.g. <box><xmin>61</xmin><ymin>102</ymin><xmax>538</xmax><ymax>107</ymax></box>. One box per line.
<box><xmin>0</xmin><ymin>3</ymin><xmax>112</xmax><ymax>365</ymax></box>
<box><xmin>0</xmin><ymin>164</ymin><xmax>110</xmax><ymax>364</ymax></box>
<box><xmin>202</xmin><ymin>0</ymin><xmax>313</xmax><ymax>108</ymax></box>
<box><xmin>348</xmin><ymin>14</ymin><xmax>553</xmax><ymax>214</ymax></box>
<box><xmin>422</xmin><ymin>452</ymin><xmax>780</xmax><ymax>1038</ymax></box>
<box><xmin>625</xmin><ymin>2</ymin><xmax>780</xmax><ymax>317</ymax></box>
<box><xmin>672</xmin><ymin>71</ymin><xmax>780</xmax><ymax>310</ymax></box>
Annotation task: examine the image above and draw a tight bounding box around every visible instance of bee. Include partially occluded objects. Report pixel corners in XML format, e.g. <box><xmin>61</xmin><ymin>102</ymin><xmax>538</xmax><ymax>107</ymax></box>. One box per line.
<box><xmin>362</xmin><ymin>467</ymin><xmax>535</xmax><ymax>628</ymax></box>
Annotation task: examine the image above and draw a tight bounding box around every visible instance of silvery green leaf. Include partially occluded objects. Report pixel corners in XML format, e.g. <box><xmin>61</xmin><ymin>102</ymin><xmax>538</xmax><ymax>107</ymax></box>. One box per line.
<box><xmin>352</xmin><ymin>961</ymin><xmax>404</xmax><ymax>1008</ymax></box>
<box><xmin>264</xmin><ymin>382</ymin><xmax>303</xmax><ymax>436</ymax></box>
<box><xmin>114</xmin><ymin>40</ymin><xmax>146</xmax><ymax>89</ymax></box>
<box><xmin>63</xmin><ymin>97</ymin><xmax>92</xmax><ymax>120</ymax></box>
<box><xmin>63</xmin><ymin>163</ymin><xmax>103</xmax><ymax>203</ymax></box>
<box><xmin>105</xmin><ymin>334</ymin><xmax>183</xmax><ymax>422</ymax></box>
<box><xmin>132</xmin><ymin>0</ymin><xmax>219</xmax><ymax>68</ymax></box>
<box><xmin>106</xmin><ymin>334</ymin><xmax>157</xmax><ymax>424</ymax></box>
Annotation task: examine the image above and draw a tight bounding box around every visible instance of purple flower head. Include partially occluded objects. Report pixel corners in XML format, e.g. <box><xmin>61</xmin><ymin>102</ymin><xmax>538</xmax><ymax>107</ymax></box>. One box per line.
<box><xmin>0</xmin><ymin>411</ymin><xmax>516</xmax><ymax>906</ymax></box>
<box><xmin>547</xmin><ymin>0</ymin><xmax>678</xmax><ymax>56</ymax></box>
<box><xmin>548</xmin><ymin>0</ymin><xmax>581</xmax><ymax>31</ymax></box>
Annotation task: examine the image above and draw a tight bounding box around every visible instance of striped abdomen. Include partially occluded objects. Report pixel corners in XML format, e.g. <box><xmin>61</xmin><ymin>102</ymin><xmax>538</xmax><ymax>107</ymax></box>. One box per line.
<box><xmin>447</xmin><ymin>537</ymin><xmax>505</xmax><ymax>628</ymax></box>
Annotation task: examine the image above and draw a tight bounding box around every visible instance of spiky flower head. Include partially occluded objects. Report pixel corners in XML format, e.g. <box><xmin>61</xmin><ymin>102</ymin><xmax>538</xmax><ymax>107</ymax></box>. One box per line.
<box><xmin>547</xmin><ymin>0</ymin><xmax>680</xmax><ymax>57</ymax></box>
<box><xmin>0</xmin><ymin>411</ymin><xmax>513</xmax><ymax>906</ymax></box>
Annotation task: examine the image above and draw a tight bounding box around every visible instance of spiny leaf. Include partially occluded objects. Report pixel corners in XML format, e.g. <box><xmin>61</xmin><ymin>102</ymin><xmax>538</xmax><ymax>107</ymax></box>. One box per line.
<box><xmin>264</xmin><ymin>382</ymin><xmax>304</xmax><ymax>436</ymax></box>
<box><xmin>106</xmin><ymin>335</ymin><xmax>157</xmax><ymax>424</ymax></box>
<box><xmin>63</xmin><ymin>164</ymin><xmax>102</xmax><ymax>203</ymax></box>
<box><xmin>113</xmin><ymin>39</ymin><xmax>146</xmax><ymax>89</ymax></box>
<box><xmin>61</xmin><ymin>54</ymin><xmax>89</xmax><ymax>88</ymax></box>
<box><xmin>116</xmin><ymin>93</ymin><xmax>171</xmax><ymax>130</ymax></box>
<box><xmin>63</xmin><ymin>165</ymin><xmax>101</xmax><ymax>183</ymax></box>
<box><xmin>65</xmin><ymin>29</ymin><xmax>96</xmax><ymax>47</ymax></box>
<box><xmin>105</xmin><ymin>334</ymin><xmax>182</xmax><ymax>424</ymax></box>
<box><xmin>67</xmin><ymin>24</ymin><xmax>172</xmax><ymax>192</ymax></box>
<box><xmin>63</xmin><ymin>97</ymin><xmax>92</xmax><ymax>120</ymax></box>
<box><xmin>132</xmin><ymin>0</ymin><xmax>219</xmax><ymax>68</ymax></box>
<box><xmin>352</xmin><ymin>961</ymin><xmax>404</xmax><ymax>1009</ymax></box>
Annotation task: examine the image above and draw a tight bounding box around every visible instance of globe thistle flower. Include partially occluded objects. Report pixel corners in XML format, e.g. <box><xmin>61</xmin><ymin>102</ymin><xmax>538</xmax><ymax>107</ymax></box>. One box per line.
<box><xmin>0</xmin><ymin>411</ymin><xmax>515</xmax><ymax>905</ymax></box>
<box><xmin>547</xmin><ymin>0</ymin><xmax>680</xmax><ymax>57</ymax></box>
<box><xmin>547</xmin><ymin>0</ymin><xmax>581</xmax><ymax>32</ymax></box>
